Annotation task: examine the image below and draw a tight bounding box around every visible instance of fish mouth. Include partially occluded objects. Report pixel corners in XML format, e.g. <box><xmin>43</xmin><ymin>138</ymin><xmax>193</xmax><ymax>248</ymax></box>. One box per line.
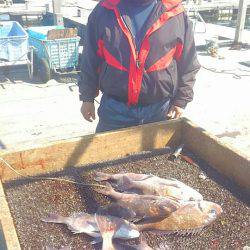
<box><xmin>217</xmin><ymin>205</ymin><xmax>223</xmax><ymax>215</ymax></box>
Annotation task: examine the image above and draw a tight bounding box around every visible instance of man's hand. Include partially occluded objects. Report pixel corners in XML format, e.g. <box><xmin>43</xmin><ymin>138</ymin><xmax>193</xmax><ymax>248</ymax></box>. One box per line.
<box><xmin>81</xmin><ymin>102</ymin><xmax>95</xmax><ymax>122</ymax></box>
<box><xmin>166</xmin><ymin>105</ymin><xmax>184</xmax><ymax>119</ymax></box>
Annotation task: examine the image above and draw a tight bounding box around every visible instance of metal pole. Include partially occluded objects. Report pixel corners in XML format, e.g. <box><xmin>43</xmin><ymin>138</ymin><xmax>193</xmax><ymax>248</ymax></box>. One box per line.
<box><xmin>234</xmin><ymin>0</ymin><xmax>247</xmax><ymax>44</ymax></box>
<box><xmin>52</xmin><ymin>0</ymin><xmax>61</xmax><ymax>14</ymax></box>
<box><xmin>52</xmin><ymin>0</ymin><xmax>64</xmax><ymax>26</ymax></box>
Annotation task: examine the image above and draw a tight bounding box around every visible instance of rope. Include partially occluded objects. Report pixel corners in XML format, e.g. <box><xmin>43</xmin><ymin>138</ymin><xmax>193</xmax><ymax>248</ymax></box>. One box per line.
<box><xmin>0</xmin><ymin>157</ymin><xmax>106</xmax><ymax>188</ymax></box>
<box><xmin>201</xmin><ymin>65</ymin><xmax>250</xmax><ymax>79</ymax></box>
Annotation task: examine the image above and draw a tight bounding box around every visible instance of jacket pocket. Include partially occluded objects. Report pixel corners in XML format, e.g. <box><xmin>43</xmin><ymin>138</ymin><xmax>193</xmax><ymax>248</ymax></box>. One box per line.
<box><xmin>166</xmin><ymin>62</ymin><xmax>178</xmax><ymax>97</ymax></box>
<box><xmin>99</xmin><ymin>62</ymin><xmax>109</xmax><ymax>84</ymax></box>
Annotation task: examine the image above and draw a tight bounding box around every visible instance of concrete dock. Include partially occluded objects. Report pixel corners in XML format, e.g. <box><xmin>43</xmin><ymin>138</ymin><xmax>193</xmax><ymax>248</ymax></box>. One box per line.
<box><xmin>194</xmin><ymin>21</ymin><xmax>250</xmax><ymax>46</ymax></box>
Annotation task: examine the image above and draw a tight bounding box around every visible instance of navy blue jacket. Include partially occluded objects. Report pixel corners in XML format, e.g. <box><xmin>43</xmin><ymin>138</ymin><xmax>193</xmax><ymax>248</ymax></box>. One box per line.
<box><xmin>78</xmin><ymin>0</ymin><xmax>200</xmax><ymax>108</ymax></box>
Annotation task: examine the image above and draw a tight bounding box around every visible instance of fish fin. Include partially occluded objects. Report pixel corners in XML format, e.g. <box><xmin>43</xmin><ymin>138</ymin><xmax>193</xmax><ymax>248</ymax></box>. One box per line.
<box><xmin>131</xmin><ymin>215</ymin><xmax>146</xmax><ymax>223</ymax></box>
<box><xmin>42</xmin><ymin>213</ymin><xmax>68</xmax><ymax>224</ymax></box>
<box><xmin>94</xmin><ymin>172</ymin><xmax>112</xmax><ymax>182</ymax></box>
<box><xmin>87</xmin><ymin>221</ymin><xmax>100</xmax><ymax>232</ymax></box>
<box><xmin>90</xmin><ymin>237</ymin><xmax>102</xmax><ymax>245</ymax></box>
<box><xmin>157</xmin><ymin>199</ymin><xmax>181</xmax><ymax>215</ymax></box>
<box><xmin>70</xmin><ymin>211</ymin><xmax>87</xmax><ymax>218</ymax></box>
<box><xmin>117</xmin><ymin>176</ymin><xmax>134</xmax><ymax>192</ymax></box>
<box><xmin>98</xmin><ymin>203</ymin><xmax>137</xmax><ymax>221</ymax></box>
<box><xmin>67</xmin><ymin>219</ymin><xmax>99</xmax><ymax>235</ymax></box>
<box><xmin>133</xmin><ymin>174</ymin><xmax>153</xmax><ymax>181</ymax></box>
<box><xmin>95</xmin><ymin>214</ymin><xmax>116</xmax><ymax>250</ymax></box>
<box><xmin>67</xmin><ymin>226</ymin><xmax>82</xmax><ymax>234</ymax></box>
<box><xmin>95</xmin><ymin>214</ymin><xmax>117</xmax><ymax>236</ymax></box>
<box><xmin>173</xmin><ymin>227</ymin><xmax>204</xmax><ymax>236</ymax></box>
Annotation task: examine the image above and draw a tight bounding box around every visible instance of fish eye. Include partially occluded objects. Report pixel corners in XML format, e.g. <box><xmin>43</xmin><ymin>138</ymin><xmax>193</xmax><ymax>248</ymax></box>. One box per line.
<box><xmin>210</xmin><ymin>208</ymin><xmax>217</xmax><ymax>214</ymax></box>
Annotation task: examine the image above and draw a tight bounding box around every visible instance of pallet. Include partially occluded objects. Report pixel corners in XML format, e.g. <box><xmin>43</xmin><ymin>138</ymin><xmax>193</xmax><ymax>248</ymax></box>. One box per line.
<box><xmin>0</xmin><ymin>118</ymin><xmax>249</xmax><ymax>249</ymax></box>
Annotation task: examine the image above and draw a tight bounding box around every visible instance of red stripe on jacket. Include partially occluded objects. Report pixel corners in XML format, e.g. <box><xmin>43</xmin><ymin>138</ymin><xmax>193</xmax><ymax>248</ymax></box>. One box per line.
<box><xmin>97</xmin><ymin>39</ymin><xmax>127</xmax><ymax>72</ymax></box>
<box><xmin>101</xmin><ymin>0</ymin><xmax>184</xmax><ymax>105</ymax></box>
<box><xmin>146</xmin><ymin>42</ymin><xmax>183</xmax><ymax>73</ymax></box>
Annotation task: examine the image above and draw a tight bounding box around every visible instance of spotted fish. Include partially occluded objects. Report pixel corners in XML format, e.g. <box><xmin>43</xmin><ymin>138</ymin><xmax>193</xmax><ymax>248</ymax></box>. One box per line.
<box><xmin>136</xmin><ymin>200</ymin><xmax>223</xmax><ymax>235</ymax></box>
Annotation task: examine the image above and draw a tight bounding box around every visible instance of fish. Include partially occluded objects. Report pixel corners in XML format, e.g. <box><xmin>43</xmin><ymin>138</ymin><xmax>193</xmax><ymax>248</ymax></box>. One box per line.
<box><xmin>42</xmin><ymin>212</ymin><xmax>100</xmax><ymax>237</ymax></box>
<box><xmin>95</xmin><ymin>182</ymin><xmax>180</xmax><ymax>221</ymax></box>
<box><xmin>95</xmin><ymin>213</ymin><xmax>140</xmax><ymax>250</ymax></box>
<box><xmin>95</xmin><ymin>172</ymin><xmax>203</xmax><ymax>201</ymax></box>
<box><xmin>97</xmin><ymin>203</ymin><xmax>138</xmax><ymax>221</ymax></box>
<box><xmin>136</xmin><ymin>200</ymin><xmax>223</xmax><ymax>235</ymax></box>
<box><xmin>42</xmin><ymin>211</ymin><xmax>139</xmax><ymax>241</ymax></box>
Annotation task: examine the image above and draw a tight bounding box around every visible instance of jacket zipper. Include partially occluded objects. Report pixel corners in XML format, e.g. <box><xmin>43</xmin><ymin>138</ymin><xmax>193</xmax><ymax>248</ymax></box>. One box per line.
<box><xmin>118</xmin><ymin>0</ymin><xmax>158</xmax><ymax>69</ymax></box>
<box><xmin>120</xmin><ymin>14</ymin><xmax>141</xmax><ymax>69</ymax></box>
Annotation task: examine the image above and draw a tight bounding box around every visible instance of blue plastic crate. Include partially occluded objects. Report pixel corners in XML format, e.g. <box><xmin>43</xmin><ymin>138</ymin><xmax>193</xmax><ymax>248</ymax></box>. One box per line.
<box><xmin>0</xmin><ymin>21</ymin><xmax>28</xmax><ymax>62</ymax></box>
<box><xmin>29</xmin><ymin>34</ymin><xmax>80</xmax><ymax>70</ymax></box>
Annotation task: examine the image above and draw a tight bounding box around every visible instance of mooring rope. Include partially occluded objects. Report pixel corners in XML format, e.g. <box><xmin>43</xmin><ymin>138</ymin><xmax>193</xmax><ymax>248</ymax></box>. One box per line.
<box><xmin>0</xmin><ymin>157</ymin><xmax>106</xmax><ymax>188</ymax></box>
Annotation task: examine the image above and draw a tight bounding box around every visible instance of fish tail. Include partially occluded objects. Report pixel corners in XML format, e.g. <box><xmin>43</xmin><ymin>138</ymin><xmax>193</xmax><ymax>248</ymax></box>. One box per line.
<box><xmin>95</xmin><ymin>214</ymin><xmax>116</xmax><ymax>250</ymax></box>
<box><xmin>102</xmin><ymin>236</ymin><xmax>115</xmax><ymax>250</ymax></box>
<box><xmin>42</xmin><ymin>213</ymin><xmax>68</xmax><ymax>224</ymax></box>
<box><xmin>94</xmin><ymin>172</ymin><xmax>112</xmax><ymax>181</ymax></box>
<box><xmin>95</xmin><ymin>182</ymin><xmax>115</xmax><ymax>196</ymax></box>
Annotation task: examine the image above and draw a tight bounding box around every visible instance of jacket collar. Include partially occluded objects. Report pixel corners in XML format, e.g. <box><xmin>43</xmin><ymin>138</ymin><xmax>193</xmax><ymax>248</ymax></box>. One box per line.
<box><xmin>101</xmin><ymin>0</ymin><xmax>182</xmax><ymax>11</ymax></box>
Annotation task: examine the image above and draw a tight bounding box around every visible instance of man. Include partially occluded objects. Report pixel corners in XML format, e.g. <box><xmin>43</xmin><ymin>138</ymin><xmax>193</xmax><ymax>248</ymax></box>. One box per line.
<box><xmin>79</xmin><ymin>0</ymin><xmax>200</xmax><ymax>132</ymax></box>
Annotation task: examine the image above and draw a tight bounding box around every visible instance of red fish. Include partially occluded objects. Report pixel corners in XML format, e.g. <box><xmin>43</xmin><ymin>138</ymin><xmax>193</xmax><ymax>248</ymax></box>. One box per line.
<box><xmin>42</xmin><ymin>212</ymin><xmax>99</xmax><ymax>237</ymax></box>
<box><xmin>95</xmin><ymin>213</ymin><xmax>140</xmax><ymax>250</ymax></box>
<box><xmin>95</xmin><ymin>183</ymin><xmax>180</xmax><ymax>221</ymax></box>
<box><xmin>95</xmin><ymin>172</ymin><xmax>203</xmax><ymax>202</ymax></box>
<box><xmin>136</xmin><ymin>200</ymin><xmax>223</xmax><ymax>235</ymax></box>
<box><xmin>42</xmin><ymin>211</ymin><xmax>139</xmax><ymax>242</ymax></box>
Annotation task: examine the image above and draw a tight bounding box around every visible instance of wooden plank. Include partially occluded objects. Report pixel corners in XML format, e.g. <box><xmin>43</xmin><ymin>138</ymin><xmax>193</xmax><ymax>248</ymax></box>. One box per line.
<box><xmin>0</xmin><ymin>220</ymin><xmax>8</xmax><ymax>250</ymax></box>
<box><xmin>182</xmin><ymin>118</ymin><xmax>250</xmax><ymax>192</ymax></box>
<box><xmin>0</xmin><ymin>181</ymin><xmax>21</xmax><ymax>250</ymax></box>
<box><xmin>0</xmin><ymin>119</ymin><xmax>182</xmax><ymax>182</ymax></box>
